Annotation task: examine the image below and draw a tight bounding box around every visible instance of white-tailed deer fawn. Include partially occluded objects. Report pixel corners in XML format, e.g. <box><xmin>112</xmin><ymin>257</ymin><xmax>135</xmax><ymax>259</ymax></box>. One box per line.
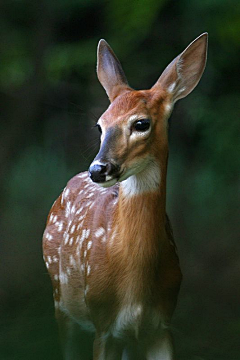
<box><xmin>43</xmin><ymin>33</ymin><xmax>208</xmax><ymax>359</ymax></box>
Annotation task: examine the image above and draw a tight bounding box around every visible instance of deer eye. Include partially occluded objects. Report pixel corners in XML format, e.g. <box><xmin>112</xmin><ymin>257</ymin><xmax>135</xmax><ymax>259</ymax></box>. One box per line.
<box><xmin>95</xmin><ymin>124</ymin><xmax>102</xmax><ymax>134</ymax></box>
<box><xmin>133</xmin><ymin>119</ymin><xmax>150</xmax><ymax>132</ymax></box>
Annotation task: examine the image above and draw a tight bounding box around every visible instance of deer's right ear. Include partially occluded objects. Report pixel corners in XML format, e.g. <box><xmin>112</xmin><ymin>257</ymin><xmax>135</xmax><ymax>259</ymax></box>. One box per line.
<box><xmin>97</xmin><ymin>40</ymin><xmax>131</xmax><ymax>102</ymax></box>
<box><xmin>152</xmin><ymin>33</ymin><xmax>208</xmax><ymax>103</ymax></box>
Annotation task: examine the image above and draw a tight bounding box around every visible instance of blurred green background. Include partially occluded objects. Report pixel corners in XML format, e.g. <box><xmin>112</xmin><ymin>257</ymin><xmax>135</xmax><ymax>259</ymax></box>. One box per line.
<box><xmin>0</xmin><ymin>0</ymin><xmax>239</xmax><ymax>359</ymax></box>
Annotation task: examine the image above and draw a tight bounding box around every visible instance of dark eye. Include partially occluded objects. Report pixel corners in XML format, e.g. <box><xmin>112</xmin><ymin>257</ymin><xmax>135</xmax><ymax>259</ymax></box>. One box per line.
<box><xmin>95</xmin><ymin>124</ymin><xmax>102</xmax><ymax>134</ymax></box>
<box><xmin>133</xmin><ymin>119</ymin><xmax>150</xmax><ymax>132</ymax></box>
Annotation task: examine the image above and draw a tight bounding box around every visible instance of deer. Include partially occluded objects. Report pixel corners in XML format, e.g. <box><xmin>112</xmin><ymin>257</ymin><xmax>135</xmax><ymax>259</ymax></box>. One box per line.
<box><xmin>43</xmin><ymin>33</ymin><xmax>208</xmax><ymax>359</ymax></box>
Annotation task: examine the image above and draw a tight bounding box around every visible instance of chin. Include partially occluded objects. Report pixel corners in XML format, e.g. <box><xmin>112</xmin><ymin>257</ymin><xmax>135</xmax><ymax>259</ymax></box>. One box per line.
<box><xmin>96</xmin><ymin>178</ymin><xmax>119</xmax><ymax>188</ymax></box>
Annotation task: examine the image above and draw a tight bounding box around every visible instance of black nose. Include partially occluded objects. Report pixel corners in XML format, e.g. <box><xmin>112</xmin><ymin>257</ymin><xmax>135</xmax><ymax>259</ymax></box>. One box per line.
<box><xmin>89</xmin><ymin>163</ymin><xmax>107</xmax><ymax>183</ymax></box>
<box><xmin>89</xmin><ymin>161</ymin><xmax>120</xmax><ymax>183</ymax></box>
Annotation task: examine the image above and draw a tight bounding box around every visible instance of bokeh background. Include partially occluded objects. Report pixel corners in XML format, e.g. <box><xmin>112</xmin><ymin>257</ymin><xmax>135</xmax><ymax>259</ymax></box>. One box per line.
<box><xmin>0</xmin><ymin>0</ymin><xmax>239</xmax><ymax>359</ymax></box>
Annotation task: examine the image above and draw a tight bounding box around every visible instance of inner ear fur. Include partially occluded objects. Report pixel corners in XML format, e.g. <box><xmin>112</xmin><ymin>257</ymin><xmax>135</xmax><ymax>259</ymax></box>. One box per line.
<box><xmin>97</xmin><ymin>39</ymin><xmax>132</xmax><ymax>102</ymax></box>
<box><xmin>152</xmin><ymin>33</ymin><xmax>208</xmax><ymax>103</ymax></box>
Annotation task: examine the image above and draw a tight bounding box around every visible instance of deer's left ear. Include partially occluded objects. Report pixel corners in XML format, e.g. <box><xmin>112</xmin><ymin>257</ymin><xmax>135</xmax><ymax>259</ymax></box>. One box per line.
<box><xmin>152</xmin><ymin>33</ymin><xmax>208</xmax><ymax>103</ymax></box>
<box><xmin>97</xmin><ymin>40</ymin><xmax>132</xmax><ymax>102</ymax></box>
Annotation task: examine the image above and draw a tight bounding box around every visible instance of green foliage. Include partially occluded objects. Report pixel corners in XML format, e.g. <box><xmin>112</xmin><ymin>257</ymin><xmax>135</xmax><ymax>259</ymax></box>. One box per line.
<box><xmin>106</xmin><ymin>0</ymin><xmax>168</xmax><ymax>47</ymax></box>
<box><xmin>45</xmin><ymin>39</ymin><xmax>97</xmax><ymax>82</ymax></box>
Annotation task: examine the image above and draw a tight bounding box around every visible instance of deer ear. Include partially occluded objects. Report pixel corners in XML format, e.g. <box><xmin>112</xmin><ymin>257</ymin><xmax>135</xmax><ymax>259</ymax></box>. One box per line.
<box><xmin>97</xmin><ymin>40</ymin><xmax>131</xmax><ymax>102</ymax></box>
<box><xmin>152</xmin><ymin>33</ymin><xmax>208</xmax><ymax>103</ymax></box>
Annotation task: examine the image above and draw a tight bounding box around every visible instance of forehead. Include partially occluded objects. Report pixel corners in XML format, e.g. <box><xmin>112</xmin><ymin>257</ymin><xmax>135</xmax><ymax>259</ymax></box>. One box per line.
<box><xmin>100</xmin><ymin>89</ymin><xmax>168</xmax><ymax>125</ymax></box>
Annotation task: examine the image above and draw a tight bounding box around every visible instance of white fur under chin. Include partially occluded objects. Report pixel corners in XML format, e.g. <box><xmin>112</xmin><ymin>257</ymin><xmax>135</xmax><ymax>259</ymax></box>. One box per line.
<box><xmin>120</xmin><ymin>161</ymin><xmax>160</xmax><ymax>197</ymax></box>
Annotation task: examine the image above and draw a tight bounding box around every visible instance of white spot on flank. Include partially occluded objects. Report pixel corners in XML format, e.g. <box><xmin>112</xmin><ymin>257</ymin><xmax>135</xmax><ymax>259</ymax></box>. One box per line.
<box><xmin>57</xmin><ymin>221</ymin><xmax>63</xmax><ymax>232</ymax></box>
<box><xmin>49</xmin><ymin>214</ymin><xmax>54</xmax><ymax>223</ymax></box>
<box><xmin>70</xmin><ymin>225</ymin><xmax>76</xmax><ymax>234</ymax></box>
<box><xmin>64</xmin><ymin>233</ymin><xmax>70</xmax><ymax>245</ymax></box>
<box><xmin>53</xmin><ymin>215</ymin><xmax>58</xmax><ymax>223</ymax></box>
<box><xmin>78</xmin><ymin>206</ymin><xmax>84</xmax><ymax>214</ymax></box>
<box><xmin>95</xmin><ymin>227</ymin><xmax>105</xmax><ymax>238</ymax></box>
<box><xmin>64</xmin><ymin>188</ymin><xmax>70</xmax><ymax>198</ymax></box>
<box><xmin>77</xmin><ymin>172</ymin><xmax>88</xmax><ymax>179</ymax></box>
<box><xmin>78</xmin><ymin>220</ymin><xmax>84</xmax><ymax>230</ymax></box>
<box><xmin>65</xmin><ymin>201</ymin><xmax>71</xmax><ymax>218</ymax></box>
<box><xmin>79</xmin><ymin>229</ymin><xmax>87</xmax><ymax>246</ymax></box>
<box><xmin>85</xmin><ymin>201</ymin><xmax>93</xmax><ymax>208</ymax></box>
<box><xmin>47</xmin><ymin>256</ymin><xmax>52</xmax><ymax>264</ymax></box>
<box><xmin>76</xmin><ymin>245</ymin><xmax>80</xmax><ymax>257</ymax></box>
<box><xmin>99</xmin><ymin>188</ymin><xmax>107</xmax><ymax>194</ymax></box>
<box><xmin>69</xmin><ymin>237</ymin><xmax>74</xmax><ymax>246</ymax></box>
<box><xmin>89</xmin><ymin>202</ymin><xmax>94</xmax><ymax>210</ymax></box>
<box><xmin>54</xmin><ymin>274</ymin><xmax>59</xmax><ymax>281</ymax></box>
<box><xmin>71</xmin><ymin>204</ymin><xmax>76</xmax><ymax>214</ymax></box>
<box><xmin>87</xmin><ymin>241</ymin><xmax>92</xmax><ymax>250</ymax></box>
<box><xmin>87</xmin><ymin>265</ymin><xmax>91</xmax><ymax>276</ymax></box>
<box><xmin>45</xmin><ymin>232</ymin><xmax>53</xmax><ymax>241</ymax></box>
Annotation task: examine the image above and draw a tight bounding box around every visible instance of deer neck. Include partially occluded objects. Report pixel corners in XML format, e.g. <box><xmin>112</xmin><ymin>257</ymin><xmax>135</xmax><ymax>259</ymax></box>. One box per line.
<box><xmin>120</xmin><ymin>157</ymin><xmax>166</xmax><ymax>214</ymax></box>
<box><xmin>114</xmin><ymin>158</ymin><xmax>167</xmax><ymax>256</ymax></box>
<box><xmin>109</xmin><ymin>159</ymin><xmax>168</xmax><ymax>301</ymax></box>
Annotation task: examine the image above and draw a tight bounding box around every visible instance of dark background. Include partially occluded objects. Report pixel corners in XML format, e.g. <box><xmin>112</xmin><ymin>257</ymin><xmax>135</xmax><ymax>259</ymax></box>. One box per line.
<box><xmin>0</xmin><ymin>0</ymin><xmax>239</xmax><ymax>359</ymax></box>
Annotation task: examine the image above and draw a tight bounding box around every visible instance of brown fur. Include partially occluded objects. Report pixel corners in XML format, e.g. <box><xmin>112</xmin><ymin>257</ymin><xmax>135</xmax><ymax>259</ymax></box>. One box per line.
<box><xmin>43</xmin><ymin>33</ymin><xmax>208</xmax><ymax>359</ymax></box>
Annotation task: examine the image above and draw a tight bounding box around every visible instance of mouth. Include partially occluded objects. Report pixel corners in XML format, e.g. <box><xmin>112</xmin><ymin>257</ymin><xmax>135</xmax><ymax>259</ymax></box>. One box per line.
<box><xmin>91</xmin><ymin>169</ymin><xmax>125</xmax><ymax>188</ymax></box>
<box><xmin>97</xmin><ymin>177</ymin><xmax>119</xmax><ymax>188</ymax></box>
<box><xmin>88</xmin><ymin>160</ymin><xmax>124</xmax><ymax>188</ymax></box>
<box><xmin>93</xmin><ymin>168</ymin><xmax>138</xmax><ymax>188</ymax></box>
<box><xmin>89</xmin><ymin>157</ymin><xmax>153</xmax><ymax>188</ymax></box>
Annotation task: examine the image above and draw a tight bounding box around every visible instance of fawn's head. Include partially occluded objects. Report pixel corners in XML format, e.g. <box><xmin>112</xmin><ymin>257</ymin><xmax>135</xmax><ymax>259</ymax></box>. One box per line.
<box><xmin>89</xmin><ymin>34</ymin><xmax>208</xmax><ymax>188</ymax></box>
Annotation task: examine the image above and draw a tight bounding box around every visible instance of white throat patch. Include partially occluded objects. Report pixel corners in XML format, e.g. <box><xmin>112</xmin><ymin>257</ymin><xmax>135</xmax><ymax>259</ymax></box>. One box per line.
<box><xmin>120</xmin><ymin>160</ymin><xmax>160</xmax><ymax>197</ymax></box>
